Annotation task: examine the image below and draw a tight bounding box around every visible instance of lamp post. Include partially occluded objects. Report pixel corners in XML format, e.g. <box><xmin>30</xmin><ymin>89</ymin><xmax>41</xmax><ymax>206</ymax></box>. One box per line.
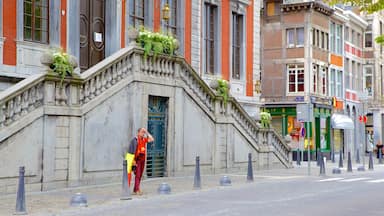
<box><xmin>357</xmin><ymin>92</ymin><xmax>368</xmax><ymax>171</ymax></box>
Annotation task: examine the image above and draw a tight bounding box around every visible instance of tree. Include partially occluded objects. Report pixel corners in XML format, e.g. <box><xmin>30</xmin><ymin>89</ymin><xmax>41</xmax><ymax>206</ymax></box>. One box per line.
<box><xmin>326</xmin><ymin>0</ymin><xmax>384</xmax><ymax>44</ymax></box>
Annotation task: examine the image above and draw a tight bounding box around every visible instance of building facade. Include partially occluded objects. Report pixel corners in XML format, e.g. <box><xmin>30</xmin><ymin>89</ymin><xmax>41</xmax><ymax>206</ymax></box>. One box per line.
<box><xmin>361</xmin><ymin>10</ymin><xmax>384</xmax><ymax>153</ymax></box>
<box><xmin>261</xmin><ymin>0</ymin><xmax>334</xmax><ymax>159</ymax></box>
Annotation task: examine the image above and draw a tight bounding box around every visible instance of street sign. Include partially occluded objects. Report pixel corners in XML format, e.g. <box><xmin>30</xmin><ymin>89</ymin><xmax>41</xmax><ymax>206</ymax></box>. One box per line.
<box><xmin>296</xmin><ymin>103</ymin><xmax>314</xmax><ymax>122</ymax></box>
<box><xmin>300</xmin><ymin>127</ymin><xmax>306</xmax><ymax>137</ymax></box>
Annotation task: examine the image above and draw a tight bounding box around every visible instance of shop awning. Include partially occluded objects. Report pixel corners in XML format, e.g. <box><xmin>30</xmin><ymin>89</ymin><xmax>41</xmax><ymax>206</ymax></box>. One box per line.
<box><xmin>331</xmin><ymin>113</ymin><xmax>354</xmax><ymax>129</ymax></box>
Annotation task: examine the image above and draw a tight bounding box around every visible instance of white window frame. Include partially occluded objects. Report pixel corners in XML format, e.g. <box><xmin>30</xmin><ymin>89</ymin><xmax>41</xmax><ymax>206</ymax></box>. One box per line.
<box><xmin>286</xmin><ymin>27</ymin><xmax>304</xmax><ymax>48</ymax></box>
<box><xmin>202</xmin><ymin>1</ymin><xmax>219</xmax><ymax>75</ymax></box>
<box><xmin>287</xmin><ymin>64</ymin><xmax>305</xmax><ymax>94</ymax></box>
<box><xmin>364</xmin><ymin>66</ymin><xmax>373</xmax><ymax>96</ymax></box>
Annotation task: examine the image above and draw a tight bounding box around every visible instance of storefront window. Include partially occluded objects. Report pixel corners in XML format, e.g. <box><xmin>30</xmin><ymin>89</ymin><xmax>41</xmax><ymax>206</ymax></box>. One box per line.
<box><xmin>334</xmin><ymin>129</ymin><xmax>343</xmax><ymax>152</ymax></box>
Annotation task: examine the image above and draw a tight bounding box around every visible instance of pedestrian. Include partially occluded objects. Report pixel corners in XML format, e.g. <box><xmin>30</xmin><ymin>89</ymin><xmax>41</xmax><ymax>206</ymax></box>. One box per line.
<box><xmin>367</xmin><ymin>131</ymin><xmax>374</xmax><ymax>153</ymax></box>
<box><xmin>127</xmin><ymin>128</ymin><xmax>154</xmax><ymax>195</ymax></box>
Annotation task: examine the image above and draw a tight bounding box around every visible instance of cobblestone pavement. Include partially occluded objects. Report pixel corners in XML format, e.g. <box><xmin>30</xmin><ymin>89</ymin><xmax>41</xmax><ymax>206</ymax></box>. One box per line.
<box><xmin>1</xmin><ymin>160</ymin><xmax>383</xmax><ymax>216</ymax></box>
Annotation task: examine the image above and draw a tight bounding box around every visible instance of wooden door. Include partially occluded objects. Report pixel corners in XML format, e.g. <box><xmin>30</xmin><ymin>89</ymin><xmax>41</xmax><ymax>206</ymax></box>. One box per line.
<box><xmin>80</xmin><ymin>0</ymin><xmax>105</xmax><ymax>71</ymax></box>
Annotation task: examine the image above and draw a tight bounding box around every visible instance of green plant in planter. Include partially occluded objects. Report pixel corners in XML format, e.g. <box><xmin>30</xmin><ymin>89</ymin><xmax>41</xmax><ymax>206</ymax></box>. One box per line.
<box><xmin>217</xmin><ymin>79</ymin><xmax>229</xmax><ymax>107</ymax></box>
<box><xmin>49</xmin><ymin>50</ymin><xmax>74</xmax><ymax>85</ymax></box>
<box><xmin>260</xmin><ymin>111</ymin><xmax>272</xmax><ymax>128</ymax></box>
<box><xmin>136</xmin><ymin>28</ymin><xmax>178</xmax><ymax>59</ymax></box>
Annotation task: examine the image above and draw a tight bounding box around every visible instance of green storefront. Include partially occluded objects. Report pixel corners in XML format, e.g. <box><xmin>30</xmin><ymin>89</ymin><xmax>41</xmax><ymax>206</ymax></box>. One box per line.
<box><xmin>265</xmin><ymin>105</ymin><xmax>331</xmax><ymax>159</ymax></box>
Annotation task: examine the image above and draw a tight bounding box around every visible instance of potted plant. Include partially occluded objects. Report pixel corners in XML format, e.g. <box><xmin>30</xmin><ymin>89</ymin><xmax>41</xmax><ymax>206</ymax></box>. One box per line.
<box><xmin>41</xmin><ymin>48</ymin><xmax>77</xmax><ymax>85</ymax></box>
<box><xmin>210</xmin><ymin>78</ymin><xmax>230</xmax><ymax>107</ymax></box>
<box><xmin>135</xmin><ymin>28</ymin><xmax>179</xmax><ymax>59</ymax></box>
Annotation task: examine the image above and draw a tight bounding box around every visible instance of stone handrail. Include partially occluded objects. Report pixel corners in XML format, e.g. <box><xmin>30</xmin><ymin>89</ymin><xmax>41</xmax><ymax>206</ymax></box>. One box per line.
<box><xmin>0</xmin><ymin>74</ymin><xmax>45</xmax><ymax>128</ymax></box>
<box><xmin>228</xmin><ymin>98</ymin><xmax>291</xmax><ymax>167</ymax></box>
<box><xmin>178</xmin><ymin>60</ymin><xmax>216</xmax><ymax>113</ymax></box>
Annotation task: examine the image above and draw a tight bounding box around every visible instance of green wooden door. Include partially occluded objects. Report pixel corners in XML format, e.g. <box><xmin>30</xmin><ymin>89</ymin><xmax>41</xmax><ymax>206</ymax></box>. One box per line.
<box><xmin>147</xmin><ymin>96</ymin><xmax>168</xmax><ymax>178</ymax></box>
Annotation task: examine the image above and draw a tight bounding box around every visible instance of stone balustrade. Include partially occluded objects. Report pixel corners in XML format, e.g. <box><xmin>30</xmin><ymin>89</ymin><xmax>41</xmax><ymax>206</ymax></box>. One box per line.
<box><xmin>0</xmin><ymin>74</ymin><xmax>45</xmax><ymax>128</ymax></box>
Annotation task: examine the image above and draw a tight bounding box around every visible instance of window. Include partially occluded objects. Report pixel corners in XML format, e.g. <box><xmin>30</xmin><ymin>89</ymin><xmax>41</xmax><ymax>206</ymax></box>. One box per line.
<box><xmin>329</xmin><ymin>68</ymin><xmax>335</xmax><ymax>96</ymax></box>
<box><xmin>24</xmin><ymin>0</ymin><xmax>49</xmax><ymax>43</ymax></box>
<box><xmin>344</xmin><ymin>58</ymin><xmax>350</xmax><ymax>89</ymax></box>
<box><xmin>351</xmin><ymin>61</ymin><xmax>355</xmax><ymax>89</ymax></box>
<box><xmin>286</xmin><ymin>27</ymin><xmax>304</xmax><ymax>48</ymax></box>
<box><xmin>287</xmin><ymin>28</ymin><xmax>295</xmax><ymax>47</ymax></box>
<box><xmin>345</xmin><ymin>26</ymin><xmax>349</xmax><ymax>41</ymax></box>
<box><xmin>129</xmin><ymin>0</ymin><xmax>145</xmax><ymax>27</ymax></box>
<box><xmin>316</xmin><ymin>29</ymin><xmax>320</xmax><ymax>47</ymax></box>
<box><xmin>287</xmin><ymin>64</ymin><xmax>304</xmax><ymax>93</ymax></box>
<box><xmin>330</xmin><ymin>23</ymin><xmax>335</xmax><ymax>52</ymax></box>
<box><xmin>357</xmin><ymin>33</ymin><xmax>361</xmax><ymax>47</ymax></box>
<box><xmin>232</xmin><ymin>12</ymin><xmax>243</xmax><ymax>79</ymax></box>
<box><xmin>266</xmin><ymin>2</ymin><xmax>280</xmax><ymax>16</ymax></box>
<box><xmin>351</xmin><ymin>29</ymin><xmax>355</xmax><ymax>45</ymax></box>
<box><xmin>336</xmin><ymin>70</ymin><xmax>342</xmax><ymax>97</ymax></box>
<box><xmin>330</xmin><ymin>69</ymin><xmax>342</xmax><ymax>97</ymax></box>
<box><xmin>365</xmin><ymin>32</ymin><xmax>372</xmax><ymax>48</ymax></box>
<box><xmin>163</xmin><ymin>0</ymin><xmax>177</xmax><ymax>36</ymax></box>
<box><xmin>336</xmin><ymin>24</ymin><xmax>342</xmax><ymax>54</ymax></box>
<box><xmin>312</xmin><ymin>28</ymin><xmax>316</xmax><ymax>46</ymax></box>
<box><xmin>297</xmin><ymin>28</ymin><xmax>304</xmax><ymax>46</ymax></box>
<box><xmin>364</xmin><ymin>67</ymin><xmax>373</xmax><ymax>96</ymax></box>
<box><xmin>313</xmin><ymin>64</ymin><xmax>317</xmax><ymax>93</ymax></box>
<box><xmin>203</xmin><ymin>2</ymin><xmax>217</xmax><ymax>75</ymax></box>
<box><xmin>320</xmin><ymin>66</ymin><xmax>327</xmax><ymax>95</ymax></box>
<box><xmin>330</xmin><ymin>22</ymin><xmax>342</xmax><ymax>54</ymax></box>
<box><xmin>321</xmin><ymin>32</ymin><xmax>325</xmax><ymax>49</ymax></box>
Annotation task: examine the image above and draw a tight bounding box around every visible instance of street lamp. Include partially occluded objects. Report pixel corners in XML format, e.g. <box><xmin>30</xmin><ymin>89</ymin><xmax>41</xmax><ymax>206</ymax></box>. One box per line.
<box><xmin>162</xmin><ymin>3</ymin><xmax>170</xmax><ymax>21</ymax></box>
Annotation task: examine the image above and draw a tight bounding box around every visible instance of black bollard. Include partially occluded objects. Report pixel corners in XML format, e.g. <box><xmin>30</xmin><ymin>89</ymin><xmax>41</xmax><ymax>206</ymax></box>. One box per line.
<box><xmin>15</xmin><ymin>166</ymin><xmax>27</xmax><ymax>215</ymax></box>
<box><xmin>319</xmin><ymin>152</ymin><xmax>326</xmax><ymax>176</ymax></box>
<box><xmin>296</xmin><ymin>149</ymin><xmax>301</xmax><ymax>166</ymax></box>
<box><xmin>193</xmin><ymin>156</ymin><xmax>201</xmax><ymax>189</ymax></box>
<box><xmin>317</xmin><ymin>149</ymin><xmax>320</xmax><ymax>166</ymax></box>
<box><xmin>338</xmin><ymin>151</ymin><xmax>343</xmax><ymax>168</ymax></box>
<box><xmin>369</xmin><ymin>151</ymin><xmax>374</xmax><ymax>170</ymax></box>
<box><xmin>121</xmin><ymin>160</ymin><xmax>132</xmax><ymax>200</ymax></box>
<box><xmin>347</xmin><ymin>151</ymin><xmax>353</xmax><ymax>172</ymax></box>
<box><xmin>356</xmin><ymin>149</ymin><xmax>360</xmax><ymax>164</ymax></box>
<box><xmin>247</xmin><ymin>153</ymin><xmax>254</xmax><ymax>182</ymax></box>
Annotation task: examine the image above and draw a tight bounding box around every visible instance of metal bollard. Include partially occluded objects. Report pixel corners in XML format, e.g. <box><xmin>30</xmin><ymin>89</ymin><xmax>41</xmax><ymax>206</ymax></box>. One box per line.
<box><xmin>220</xmin><ymin>176</ymin><xmax>232</xmax><ymax>186</ymax></box>
<box><xmin>158</xmin><ymin>183</ymin><xmax>171</xmax><ymax>194</ymax></box>
<box><xmin>121</xmin><ymin>160</ymin><xmax>132</xmax><ymax>200</ymax></box>
<box><xmin>369</xmin><ymin>151</ymin><xmax>374</xmax><ymax>170</ymax></box>
<box><xmin>347</xmin><ymin>151</ymin><xmax>353</xmax><ymax>172</ymax></box>
<box><xmin>14</xmin><ymin>166</ymin><xmax>27</xmax><ymax>215</ymax></box>
<box><xmin>247</xmin><ymin>153</ymin><xmax>254</xmax><ymax>182</ymax></box>
<box><xmin>296</xmin><ymin>149</ymin><xmax>301</xmax><ymax>166</ymax></box>
<box><xmin>338</xmin><ymin>151</ymin><xmax>343</xmax><ymax>168</ymax></box>
<box><xmin>70</xmin><ymin>193</ymin><xmax>88</xmax><ymax>207</ymax></box>
<box><xmin>356</xmin><ymin>149</ymin><xmax>360</xmax><ymax>164</ymax></box>
<box><xmin>193</xmin><ymin>156</ymin><xmax>201</xmax><ymax>189</ymax></box>
<box><xmin>319</xmin><ymin>153</ymin><xmax>326</xmax><ymax>176</ymax></box>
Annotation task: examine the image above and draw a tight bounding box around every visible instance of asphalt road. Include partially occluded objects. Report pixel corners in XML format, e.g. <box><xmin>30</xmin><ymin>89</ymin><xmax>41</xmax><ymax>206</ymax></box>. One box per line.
<box><xmin>56</xmin><ymin>171</ymin><xmax>384</xmax><ymax>216</ymax></box>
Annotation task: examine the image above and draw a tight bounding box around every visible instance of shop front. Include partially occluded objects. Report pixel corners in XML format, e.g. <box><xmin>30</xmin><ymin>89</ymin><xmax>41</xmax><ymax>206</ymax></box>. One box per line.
<box><xmin>331</xmin><ymin>113</ymin><xmax>354</xmax><ymax>160</ymax></box>
<box><xmin>266</xmin><ymin>104</ymin><xmax>331</xmax><ymax>161</ymax></box>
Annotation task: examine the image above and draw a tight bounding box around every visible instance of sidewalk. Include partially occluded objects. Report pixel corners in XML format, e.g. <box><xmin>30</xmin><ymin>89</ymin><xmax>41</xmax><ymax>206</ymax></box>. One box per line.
<box><xmin>1</xmin><ymin>158</ymin><xmax>383</xmax><ymax>216</ymax></box>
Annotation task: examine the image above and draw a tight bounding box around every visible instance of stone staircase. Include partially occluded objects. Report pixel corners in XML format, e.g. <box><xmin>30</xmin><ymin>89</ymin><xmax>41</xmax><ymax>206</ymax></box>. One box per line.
<box><xmin>0</xmin><ymin>45</ymin><xmax>291</xmax><ymax>194</ymax></box>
